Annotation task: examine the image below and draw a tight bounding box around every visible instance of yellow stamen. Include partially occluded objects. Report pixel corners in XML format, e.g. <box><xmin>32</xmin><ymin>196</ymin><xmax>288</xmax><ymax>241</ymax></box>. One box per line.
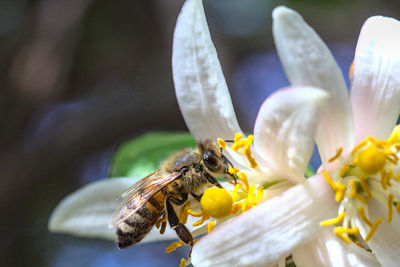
<box><xmin>381</xmin><ymin>169</ymin><xmax>387</xmax><ymax>190</ymax></box>
<box><xmin>320</xmin><ymin>212</ymin><xmax>346</xmax><ymax>226</ymax></box>
<box><xmin>178</xmin><ymin>201</ymin><xmax>191</xmax><ymax>225</ymax></box>
<box><xmin>388</xmin><ymin>194</ymin><xmax>394</xmax><ymax>222</ymax></box>
<box><xmin>242</xmin><ymin>135</ymin><xmax>258</xmax><ymax>168</ymax></box>
<box><xmin>322</xmin><ymin>171</ymin><xmax>346</xmax><ymax>202</ymax></box>
<box><xmin>365</xmin><ymin>217</ymin><xmax>383</xmax><ymax>242</ymax></box>
<box><xmin>237</xmin><ymin>172</ymin><xmax>249</xmax><ymax>191</ymax></box>
<box><xmin>217</xmin><ymin>138</ymin><xmax>227</xmax><ymax>149</ymax></box>
<box><xmin>359</xmin><ymin>177</ymin><xmax>373</xmax><ymax>200</ymax></box>
<box><xmin>232</xmin><ymin>183</ymin><xmax>242</xmax><ymax>200</ymax></box>
<box><xmin>180</xmin><ymin>258</ymin><xmax>186</xmax><ymax>267</ymax></box>
<box><xmin>248</xmin><ymin>185</ymin><xmax>256</xmax><ymax>203</ymax></box>
<box><xmin>367</xmin><ymin>136</ymin><xmax>387</xmax><ymax>149</ymax></box>
<box><xmin>358</xmin><ymin>207</ymin><xmax>372</xmax><ymax>227</ymax></box>
<box><xmin>335</xmin><ymin>226</ymin><xmax>360</xmax><ymax>235</ymax></box>
<box><xmin>339</xmin><ymin>165</ymin><xmax>350</xmax><ymax>177</ymax></box>
<box><xmin>234</xmin><ymin>132</ymin><xmax>243</xmax><ymax>142</ymax></box>
<box><xmin>207</xmin><ymin>221</ymin><xmax>214</xmax><ymax>233</ymax></box>
<box><xmin>354</xmin><ymin>193</ymin><xmax>368</xmax><ymax>205</ymax></box>
<box><xmin>230</xmin><ymin>202</ymin><xmax>242</xmax><ymax>214</ymax></box>
<box><xmin>328</xmin><ymin>147</ymin><xmax>343</xmax><ymax>163</ymax></box>
<box><xmin>349</xmin><ymin>180</ymin><xmax>357</xmax><ymax>198</ymax></box>
<box><xmin>187</xmin><ymin>209</ymin><xmax>205</xmax><ymax>217</ymax></box>
<box><xmin>165</xmin><ymin>241</ymin><xmax>185</xmax><ymax>253</ymax></box>
<box><xmin>351</xmin><ymin>139</ymin><xmax>368</xmax><ymax>156</ymax></box>
<box><xmin>228</xmin><ymin>167</ymin><xmax>240</xmax><ymax>174</ymax></box>
<box><xmin>256</xmin><ymin>186</ymin><xmax>264</xmax><ymax>202</ymax></box>
<box><xmin>231</xmin><ymin>140</ymin><xmax>246</xmax><ymax>151</ymax></box>
<box><xmin>334</xmin><ymin>229</ymin><xmax>352</xmax><ymax>244</ymax></box>
<box><xmin>357</xmin><ymin>146</ymin><xmax>386</xmax><ymax>174</ymax></box>
<box><xmin>192</xmin><ymin>214</ymin><xmax>210</xmax><ymax>227</ymax></box>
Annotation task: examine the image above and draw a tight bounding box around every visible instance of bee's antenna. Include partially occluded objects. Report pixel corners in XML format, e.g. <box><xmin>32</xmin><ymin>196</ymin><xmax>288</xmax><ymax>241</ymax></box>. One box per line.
<box><xmin>224</xmin><ymin>139</ymin><xmax>234</xmax><ymax>143</ymax></box>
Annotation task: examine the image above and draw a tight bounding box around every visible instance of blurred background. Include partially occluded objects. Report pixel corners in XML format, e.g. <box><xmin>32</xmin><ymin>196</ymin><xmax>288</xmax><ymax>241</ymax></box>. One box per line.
<box><xmin>1</xmin><ymin>0</ymin><xmax>399</xmax><ymax>266</ymax></box>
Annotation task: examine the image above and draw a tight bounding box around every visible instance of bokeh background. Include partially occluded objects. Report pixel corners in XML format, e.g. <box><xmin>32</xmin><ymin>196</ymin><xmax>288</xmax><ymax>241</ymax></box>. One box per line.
<box><xmin>1</xmin><ymin>0</ymin><xmax>400</xmax><ymax>266</ymax></box>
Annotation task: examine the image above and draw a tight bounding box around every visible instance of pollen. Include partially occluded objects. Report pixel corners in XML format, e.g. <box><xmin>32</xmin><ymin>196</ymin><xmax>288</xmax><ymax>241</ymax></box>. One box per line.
<box><xmin>357</xmin><ymin>146</ymin><xmax>386</xmax><ymax>174</ymax></box>
<box><xmin>200</xmin><ymin>187</ymin><xmax>233</xmax><ymax>218</ymax></box>
<box><xmin>217</xmin><ymin>138</ymin><xmax>227</xmax><ymax>149</ymax></box>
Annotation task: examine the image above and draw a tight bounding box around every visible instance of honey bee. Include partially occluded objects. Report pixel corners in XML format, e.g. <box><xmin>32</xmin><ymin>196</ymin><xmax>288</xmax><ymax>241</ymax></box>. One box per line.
<box><xmin>109</xmin><ymin>140</ymin><xmax>236</xmax><ymax>254</ymax></box>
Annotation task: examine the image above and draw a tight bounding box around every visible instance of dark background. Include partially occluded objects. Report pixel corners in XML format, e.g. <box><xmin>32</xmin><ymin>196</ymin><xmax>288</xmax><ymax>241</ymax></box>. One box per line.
<box><xmin>1</xmin><ymin>0</ymin><xmax>399</xmax><ymax>266</ymax></box>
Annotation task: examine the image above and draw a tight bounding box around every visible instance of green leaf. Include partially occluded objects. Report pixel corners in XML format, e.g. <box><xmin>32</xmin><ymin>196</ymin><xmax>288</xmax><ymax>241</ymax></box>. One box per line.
<box><xmin>108</xmin><ymin>132</ymin><xmax>196</xmax><ymax>178</ymax></box>
<box><xmin>304</xmin><ymin>165</ymin><xmax>315</xmax><ymax>178</ymax></box>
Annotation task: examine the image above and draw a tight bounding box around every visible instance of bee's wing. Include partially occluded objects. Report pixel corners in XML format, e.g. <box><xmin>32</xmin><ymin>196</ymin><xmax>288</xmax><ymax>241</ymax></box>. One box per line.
<box><xmin>109</xmin><ymin>171</ymin><xmax>182</xmax><ymax>227</ymax></box>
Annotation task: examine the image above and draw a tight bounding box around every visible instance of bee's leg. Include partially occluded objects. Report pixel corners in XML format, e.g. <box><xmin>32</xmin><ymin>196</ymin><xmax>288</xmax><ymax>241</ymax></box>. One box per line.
<box><xmin>170</xmin><ymin>193</ymin><xmax>188</xmax><ymax>205</ymax></box>
<box><xmin>191</xmin><ymin>193</ymin><xmax>203</xmax><ymax>202</ymax></box>
<box><xmin>203</xmin><ymin>171</ymin><xmax>223</xmax><ymax>188</ymax></box>
<box><xmin>166</xmin><ymin>197</ymin><xmax>194</xmax><ymax>257</ymax></box>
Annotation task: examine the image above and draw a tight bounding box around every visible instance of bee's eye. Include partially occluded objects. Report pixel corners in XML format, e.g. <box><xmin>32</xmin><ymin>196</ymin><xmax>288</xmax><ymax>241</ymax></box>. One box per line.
<box><xmin>203</xmin><ymin>151</ymin><xmax>218</xmax><ymax>169</ymax></box>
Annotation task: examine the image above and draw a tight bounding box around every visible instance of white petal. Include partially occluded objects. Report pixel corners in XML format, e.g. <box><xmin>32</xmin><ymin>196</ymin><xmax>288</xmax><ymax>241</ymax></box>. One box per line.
<box><xmin>357</xmin><ymin>200</ymin><xmax>400</xmax><ymax>266</ymax></box>
<box><xmin>272</xmin><ymin>6</ymin><xmax>354</xmax><ymax>167</ymax></box>
<box><xmin>292</xmin><ymin>229</ymin><xmax>379</xmax><ymax>267</ymax></box>
<box><xmin>48</xmin><ymin>178</ymin><xmax>182</xmax><ymax>243</ymax></box>
<box><xmin>172</xmin><ymin>0</ymin><xmax>242</xmax><ymax>142</ymax></box>
<box><xmin>254</xmin><ymin>86</ymin><xmax>328</xmax><ymax>183</ymax></box>
<box><xmin>191</xmin><ymin>174</ymin><xmax>338</xmax><ymax>267</ymax></box>
<box><xmin>351</xmin><ymin>16</ymin><xmax>400</xmax><ymax>143</ymax></box>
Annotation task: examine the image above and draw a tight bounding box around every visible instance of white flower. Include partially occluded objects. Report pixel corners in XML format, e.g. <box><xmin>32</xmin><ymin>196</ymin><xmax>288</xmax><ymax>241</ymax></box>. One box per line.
<box><xmin>191</xmin><ymin>5</ymin><xmax>400</xmax><ymax>267</ymax></box>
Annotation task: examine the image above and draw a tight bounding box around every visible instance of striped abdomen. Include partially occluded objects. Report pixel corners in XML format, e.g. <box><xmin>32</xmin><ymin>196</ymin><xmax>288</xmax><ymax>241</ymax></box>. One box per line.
<box><xmin>116</xmin><ymin>192</ymin><xmax>165</xmax><ymax>249</ymax></box>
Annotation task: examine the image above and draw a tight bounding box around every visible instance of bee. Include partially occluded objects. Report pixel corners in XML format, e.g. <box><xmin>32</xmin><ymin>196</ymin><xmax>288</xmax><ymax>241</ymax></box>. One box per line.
<box><xmin>109</xmin><ymin>139</ymin><xmax>236</xmax><ymax>254</ymax></box>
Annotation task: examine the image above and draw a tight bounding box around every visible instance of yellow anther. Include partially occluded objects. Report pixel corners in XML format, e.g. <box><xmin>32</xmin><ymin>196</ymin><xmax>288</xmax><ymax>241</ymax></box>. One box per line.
<box><xmin>359</xmin><ymin>177</ymin><xmax>373</xmax><ymax>200</ymax></box>
<box><xmin>357</xmin><ymin>146</ymin><xmax>386</xmax><ymax>174</ymax></box>
<box><xmin>322</xmin><ymin>171</ymin><xmax>346</xmax><ymax>202</ymax></box>
<box><xmin>180</xmin><ymin>258</ymin><xmax>186</xmax><ymax>267</ymax></box>
<box><xmin>365</xmin><ymin>217</ymin><xmax>383</xmax><ymax>242</ymax></box>
<box><xmin>388</xmin><ymin>194</ymin><xmax>394</xmax><ymax>222</ymax></box>
<box><xmin>231</xmin><ymin>140</ymin><xmax>246</xmax><ymax>151</ymax></box>
<box><xmin>229</xmin><ymin>167</ymin><xmax>240</xmax><ymax>174</ymax></box>
<box><xmin>335</xmin><ymin>226</ymin><xmax>360</xmax><ymax>235</ymax></box>
<box><xmin>256</xmin><ymin>186</ymin><xmax>264</xmax><ymax>202</ymax></box>
<box><xmin>165</xmin><ymin>241</ymin><xmax>185</xmax><ymax>253</ymax></box>
<box><xmin>231</xmin><ymin>183</ymin><xmax>243</xmax><ymax>201</ymax></box>
<box><xmin>200</xmin><ymin>187</ymin><xmax>233</xmax><ymax>218</ymax></box>
<box><xmin>387</xmin><ymin>125</ymin><xmax>400</xmax><ymax>145</ymax></box>
<box><xmin>334</xmin><ymin>229</ymin><xmax>352</xmax><ymax>244</ymax></box>
<box><xmin>237</xmin><ymin>172</ymin><xmax>249</xmax><ymax>191</ymax></box>
<box><xmin>349</xmin><ymin>180</ymin><xmax>357</xmax><ymax>198</ymax></box>
<box><xmin>242</xmin><ymin>135</ymin><xmax>258</xmax><ymax>168</ymax></box>
<box><xmin>358</xmin><ymin>207</ymin><xmax>372</xmax><ymax>227</ymax></box>
<box><xmin>351</xmin><ymin>139</ymin><xmax>368</xmax><ymax>156</ymax></box>
<box><xmin>187</xmin><ymin>209</ymin><xmax>205</xmax><ymax>217</ymax></box>
<box><xmin>354</xmin><ymin>193</ymin><xmax>368</xmax><ymax>205</ymax></box>
<box><xmin>380</xmin><ymin>169</ymin><xmax>387</xmax><ymax>190</ymax></box>
<box><xmin>248</xmin><ymin>185</ymin><xmax>256</xmax><ymax>203</ymax></box>
<box><xmin>320</xmin><ymin>212</ymin><xmax>346</xmax><ymax>226</ymax></box>
<box><xmin>234</xmin><ymin>132</ymin><xmax>243</xmax><ymax>142</ymax></box>
<box><xmin>178</xmin><ymin>201</ymin><xmax>191</xmax><ymax>224</ymax></box>
<box><xmin>230</xmin><ymin>202</ymin><xmax>242</xmax><ymax>214</ymax></box>
<box><xmin>339</xmin><ymin>165</ymin><xmax>350</xmax><ymax>177</ymax></box>
<box><xmin>328</xmin><ymin>147</ymin><xmax>343</xmax><ymax>163</ymax></box>
<box><xmin>207</xmin><ymin>221</ymin><xmax>214</xmax><ymax>233</ymax></box>
<box><xmin>192</xmin><ymin>214</ymin><xmax>210</xmax><ymax>227</ymax></box>
<box><xmin>217</xmin><ymin>138</ymin><xmax>227</xmax><ymax>149</ymax></box>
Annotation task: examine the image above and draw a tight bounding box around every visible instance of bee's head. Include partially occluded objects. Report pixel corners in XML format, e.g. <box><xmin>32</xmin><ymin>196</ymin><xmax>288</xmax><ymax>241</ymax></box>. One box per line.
<box><xmin>198</xmin><ymin>140</ymin><xmax>236</xmax><ymax>184</ymax></box>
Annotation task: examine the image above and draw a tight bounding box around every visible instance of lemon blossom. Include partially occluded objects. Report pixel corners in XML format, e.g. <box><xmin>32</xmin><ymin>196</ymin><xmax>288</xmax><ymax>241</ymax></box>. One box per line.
<box><xmin>172</xmin><ymin>1</ymin><xmax>376</xmax><ymax>266</ymax></box>
<box><xmin>190</xmin><ymin>5</ymin><xmax>400</xmax><ymax>267</ymax></box>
